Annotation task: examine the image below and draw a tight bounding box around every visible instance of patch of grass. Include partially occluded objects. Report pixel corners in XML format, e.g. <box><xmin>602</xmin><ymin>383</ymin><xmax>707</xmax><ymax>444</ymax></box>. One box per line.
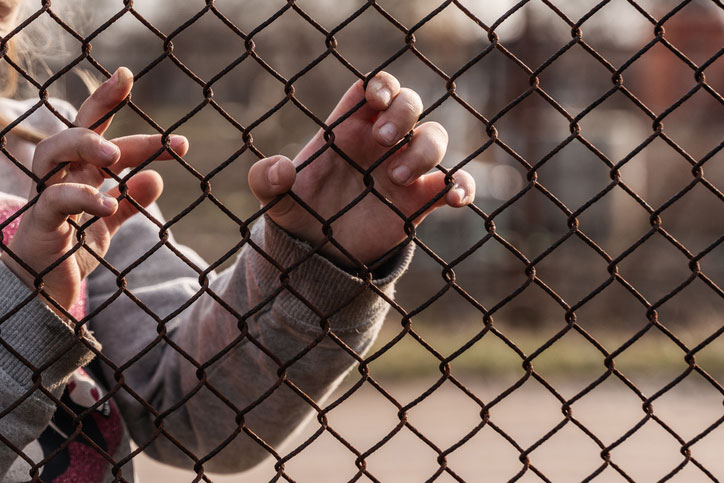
<box><xmin>362</xmin><ymin>322</ymin><xmax>724</xmax><ymax>381</ymax></box>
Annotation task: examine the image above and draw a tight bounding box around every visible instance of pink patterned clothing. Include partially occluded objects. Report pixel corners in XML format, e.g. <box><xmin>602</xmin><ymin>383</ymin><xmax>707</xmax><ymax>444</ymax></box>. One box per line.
<box><xmin>0</xmin><ymin>194</ymin><xmax>123</xmax><ymax>483</ymax></box>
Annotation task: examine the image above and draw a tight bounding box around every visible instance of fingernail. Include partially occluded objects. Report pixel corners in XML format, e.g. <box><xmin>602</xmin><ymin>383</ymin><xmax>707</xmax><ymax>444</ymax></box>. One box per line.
<box><xmin>169</xmin><ymin>135</ymin><xmax>187</xmax><ymax>150</ymax></box>
<box><xmin>391</xmin><ymin>165</ymin><xmax>411</xmax><ymax>185</ymax></box>
<box><xmin>378</xmin><ymin>87</ymin><xmax>392</xmax><ymax>107</ymax></box>
<box><xmin>109</xmin><ymin>67</ymin><xmax>133</xmax><ymax>90</ymax></box>
<box><xmin>379</xmin><ymin>122</ymin><xmax>397</xmax><ymax>145</ymax></box>
<box><xmin>268</xmin><ymin>159</ymin><xmax>281</xmax><ymax>186</ymax></box>
<box><xmin>101</xmin><ymin>140</ymin><xmax>120</xmax><ymax>160</ymax></box>
<box><xmin>101</xmin><ymin>193</ymin><xmax>118</xmax><ymax>210</ymax></box>
<box><xmin>453</xmin><ymin>185</ymin><xmax>467</xmax><ymax>204</ymax></box>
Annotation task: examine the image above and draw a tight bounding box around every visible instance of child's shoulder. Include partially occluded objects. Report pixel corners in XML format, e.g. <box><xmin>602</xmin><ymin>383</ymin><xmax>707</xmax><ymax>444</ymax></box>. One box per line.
<box><xmin>0</xmin><ymin>97</ymin><xmax>77</xmax><ymax>137</ymax></box>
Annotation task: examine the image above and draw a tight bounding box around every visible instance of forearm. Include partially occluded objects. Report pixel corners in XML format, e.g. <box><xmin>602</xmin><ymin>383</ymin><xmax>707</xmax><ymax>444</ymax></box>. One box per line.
<box><xmin>87</xmin><ymin>212</ymin><xmax>412</xmax><ymax>472</ymax></box>
<box><xmin>0</xmin><ymin>262</ymin><xmax>98</xmax><ymax>480</ymax></box>
<box><xmin>154</xmin><ymin>218</ymin><xmax>409</xmax><ymax>471</ymax></box>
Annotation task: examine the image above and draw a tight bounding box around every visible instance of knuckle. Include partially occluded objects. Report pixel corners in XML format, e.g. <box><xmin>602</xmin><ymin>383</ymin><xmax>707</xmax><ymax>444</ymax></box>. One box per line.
<box><xmin>80</xmin><ymin>128</ymin><xmax>100</xmax><ymax>145</ymax></box>
<box><xmin>403</xmin><ymin>100</ymin><xmax>421</xmax><ymax>118</ymax></box>
<box><xmin>40</xmin><ymin>183</ymin><xmax>96</xmax><ymax>217</ymax></box>
<box><xmin>399</xmin><ymin>88</ymin><xmax>423</xmax><ymax>115</ymax></box>
<box><xmin>35</xmin><ymin>136</ymin><xmax>51</xmax><ymax>154</ymax></box>
<box><xmin>402</xmin><ymin>102</ymin><xmax>419</xmax><ymax>118</ymax></box>
<box><xmin>424</xmin><ymin>144</ymin><xmax>444</xmax><ymax>165</ymax></box>
<box><xmin>84</xmin><ymin>166</ymin><xmax>106</xmax><ymax>188</ymax></box>
<box><xmin>41</xmin><ymin>183</ymin><xmax>65</xmax><ymax>205</ymax></box>
<box><xmin>369</xmin><ymin>71</ymin><xmax>395</xmax><ymax>89</ymax></box>
<box><xmin>78</xmin><ymin>129</ymin><xmax>103</xmax><ymax>158</ymax></box>
<box><xmin>410</xmin><ymin>142</ymin><xmax>441</xmax><ymax>170</ymax></box>
<box><xmin>34</xmin><ymin>128</ymin><xmax>98</xmax><ymax>171</ymax></box>
<box><xmin>416</xmin><ymin>123</ymin><xmax>448</xmax><ymax>160</ymax></box>
<box><xmin>32</xmin><ymin>139</ymin><xmax>51</xmax><ymax>171</ymax></box>
<box><xmin>77</xmin><ymin>183</ymin><xmax>99</xmax><ymax>198</ymax></box>
<box><xmin>48</xmin><ymin>182</ymin><xmax>94</xmax><ymax>202</ymax></box>
<box><xmin>425</xmin><ymin>122</ymin><xmax>449</xmax><ymax>143</ymax></box>
<box><xmin>34</xmin><ymin>130</ymin><xmax>70</xmax><ymax>161</ymax></box>
<box><xmin>70</xmin><ymin>126</ymin><xmax>91</xmax><ymax>137</ymax></box>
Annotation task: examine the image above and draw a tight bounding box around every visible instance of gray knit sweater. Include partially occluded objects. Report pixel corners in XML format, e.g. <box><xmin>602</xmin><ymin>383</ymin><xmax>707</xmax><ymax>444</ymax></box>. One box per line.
<box><xmin>0</xmin><ymin>99</ymin><xmax>411</xmax><ymax>482</ymax></box>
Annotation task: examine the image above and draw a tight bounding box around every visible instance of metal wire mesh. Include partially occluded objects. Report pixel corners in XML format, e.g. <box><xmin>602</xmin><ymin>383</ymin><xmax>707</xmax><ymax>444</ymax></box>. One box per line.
<box><xmin>1</xmin><ymin>0</ymin><xmax>724</xmax><ymax>481</ymax></box>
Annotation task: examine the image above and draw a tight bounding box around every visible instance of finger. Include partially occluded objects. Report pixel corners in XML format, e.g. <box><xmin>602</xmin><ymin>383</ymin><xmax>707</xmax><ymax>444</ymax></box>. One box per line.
<box><xmin>373</xmin><ymin>87</ymin><xmax>423</xmax><ymax>146</ymax></box>
<box><xmin>248</xmin><ymin>155</ymin><xmax>297</xmax><ymax>215</ymax></box>
<box><xmin>33</xmin><ymin>128</ymin><xmax>120</xmax><ymax>179</ymax></box>
<box><xmin>326</xmin><ymin>72</ymin><xmax>402</xmax><ymax>124</ymax></box>
<box><xmin>387</xmin><ymin>122</ymin><xmax>448</xmax><ymax>186</ymax></box>
<box><xmin>108</xmin><ymin>134</ymin><xmax>189</xmax><ymax>175</ymax></box>
<box><xmin>74</xmin><ymin>67</ymin><xmax>134</xmax><ymax>135</ymax></box>
<box><xmin>365</xmin><ymin>72</ymin><xmax>401</xmax><ymax>111</ymax></box>
<box><xmin>400</xmin><ymin>169</ymin><xmax>475</xmax><ymax>220</ymax></box>
<box><xmin>61</xmin><ymin>163</ymin><xmax>106</xmax><ymax>190</ymax></box>
<box><xmin>103</xmin><ymin>170</ymin><xmax>164</xmax><ymax>236</ymax></box>
<box><xmin>419</xmin><ymin>170</ymin><xmax>476</xmax><ymax>209</ymax></box>
<box><xmin>32</xmin><ymin>183</ymin><xmax>118</xmax><ymax>232</ymax></box>
<box><xmin>443</xmin><ymin>170</ymin><xmax>476</xmax><ymax>207</ymax></box>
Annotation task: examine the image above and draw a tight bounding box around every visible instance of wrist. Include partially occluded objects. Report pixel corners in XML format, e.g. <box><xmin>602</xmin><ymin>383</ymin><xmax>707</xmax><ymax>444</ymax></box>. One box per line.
<box><xmin>0</xmin><ymin>253</ymin><xmax>76</xmax><ymax>324</ymax></box>
<box><xmin>264</xmin><ymin>214</ymin><xmax>405</xmax><ymax>278</ymax></box>
<box><xmin>0</xmin><ymin>252</ymin><xmax>35</xmax><ymax>291</ymax></box>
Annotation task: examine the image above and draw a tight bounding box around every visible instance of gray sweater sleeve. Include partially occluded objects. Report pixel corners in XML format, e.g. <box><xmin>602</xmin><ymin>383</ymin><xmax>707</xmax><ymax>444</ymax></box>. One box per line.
<box><xmin>0</xmin><ymin>262</ymin><xmax>100</xmax><ymax>481</ymax></box>
<box><xmin>86</xmin><ymin>207</ymin><xmax>412</xmax><ymax>473</ymax></box>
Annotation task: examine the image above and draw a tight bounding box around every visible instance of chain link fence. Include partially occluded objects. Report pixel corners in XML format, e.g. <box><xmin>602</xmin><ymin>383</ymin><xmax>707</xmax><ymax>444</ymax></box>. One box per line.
<box><xmin>1</xmin><ymin>0</ymin><xmax>724</xmax><ymax>481</ymax></box>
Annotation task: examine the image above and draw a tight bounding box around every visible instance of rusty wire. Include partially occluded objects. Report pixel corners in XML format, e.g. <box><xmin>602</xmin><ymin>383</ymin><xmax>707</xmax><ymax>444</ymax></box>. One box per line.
<box><xmin>0</xmin><ymin>0</ymin><xmax>724</xmax><ymax>481</ymax></box>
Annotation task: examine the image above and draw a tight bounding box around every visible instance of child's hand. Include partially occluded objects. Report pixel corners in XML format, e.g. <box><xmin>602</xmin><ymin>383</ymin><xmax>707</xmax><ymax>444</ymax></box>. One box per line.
<box><xmin>1</xmin><ymin>68</ymin><xmax>189</xmax><ymax>316</ymax></box>
<box><xmin>248</xmin><ymin>72</ymin><xmax>475</xmax><ymax>269</ymax></box>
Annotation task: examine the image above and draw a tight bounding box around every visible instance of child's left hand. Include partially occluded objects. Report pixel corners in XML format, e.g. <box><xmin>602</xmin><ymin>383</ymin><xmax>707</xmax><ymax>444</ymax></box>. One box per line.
<box><xmin>1</xmin><ymin>68</ymin><xmax>189</xmax><ymax>316</ymax></box>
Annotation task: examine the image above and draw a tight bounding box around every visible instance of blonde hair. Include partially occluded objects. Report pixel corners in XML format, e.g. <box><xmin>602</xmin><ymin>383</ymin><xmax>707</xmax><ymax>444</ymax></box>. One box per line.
<box><xmin>0</xmin><ymin>38</ymin><xmax>47</xmax><ymax>143</ymax></box>
<box><xmin>0</xmin><ymin>2</ymin><xmax>99</xmax><ymax>144</ymax></box>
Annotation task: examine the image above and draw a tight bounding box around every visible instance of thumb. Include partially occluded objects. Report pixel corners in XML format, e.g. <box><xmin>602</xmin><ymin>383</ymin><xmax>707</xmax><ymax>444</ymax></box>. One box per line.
<box><xmin>248</xmin><ymin>155</ymin><xmax>297</xmax><ymax>217</ymax></box>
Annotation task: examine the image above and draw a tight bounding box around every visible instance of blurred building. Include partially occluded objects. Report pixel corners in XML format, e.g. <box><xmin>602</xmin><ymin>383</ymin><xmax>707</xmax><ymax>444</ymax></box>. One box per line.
<box><xmin>409</xmin><ymin>0</ymin><xmax>724</xmax><ymax>329</ymax></box>
<box><xmin>26</xmin><ymin>0</ymin><xmax>724</xmax><ymax>330</ymax></box>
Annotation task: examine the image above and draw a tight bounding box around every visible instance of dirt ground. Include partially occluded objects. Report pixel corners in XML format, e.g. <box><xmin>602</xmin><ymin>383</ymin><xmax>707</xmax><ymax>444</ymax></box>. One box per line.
<box><xmin>133</xmin><ymin>376</ymin><xmax>724</xmax><ymax>482</ymax></box>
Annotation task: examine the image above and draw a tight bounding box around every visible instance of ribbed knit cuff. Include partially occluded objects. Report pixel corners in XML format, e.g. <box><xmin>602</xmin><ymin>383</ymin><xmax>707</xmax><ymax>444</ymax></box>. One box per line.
<box><xmin>0</xmin><ymin>261</ymin><xmax>100</xmax><ymax>392</ymax></box>
<box><xmin>250</xmin><ymin>216</ymin><xmax>414</xmax><ymax>334</ymax></box>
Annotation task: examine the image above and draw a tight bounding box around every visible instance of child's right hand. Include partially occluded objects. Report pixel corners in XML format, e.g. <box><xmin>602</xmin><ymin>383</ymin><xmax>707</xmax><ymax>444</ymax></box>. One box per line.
<box><xmin>0</xmin><ymin>67</ymin><xmax>188</xmax><ymax>318</ymax></box>
<box><xmin>248</xmin><ymin>72</ymin><xmax>476</xmax><ymax>269</ymax></box>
